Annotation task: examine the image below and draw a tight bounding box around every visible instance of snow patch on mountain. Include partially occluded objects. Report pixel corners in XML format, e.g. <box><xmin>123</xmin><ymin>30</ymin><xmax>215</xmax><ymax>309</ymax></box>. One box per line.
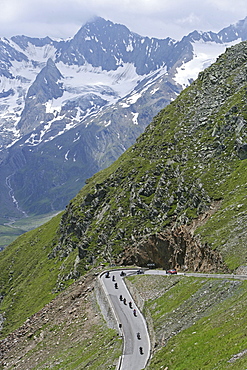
<box><xmin>131</xmin><ymin>112</ymin><xmax>139</xmax><ymax>125</ymax></box>
<box><xmin>175</xmin><ymin>40</ymin><xmax>241</xmax><ymax>88</ymax></box>
<box><xmin>24</xmin><ymin>43</ymin><xmax>56</xmax><ymax>62</ymax></box>
<box><xmin>104</xmin><ymin>120</ymin><xmax>111</xmax><ymax>127</ymax></box>
<box><xmin>57</xmin><ymin>61</ymin><xmax>144</xmax><ymax>103</ymax></box>
<box><xmin>17</xmin><ymin>59</ymin><xmax>170</xmax><ymax>147</ymax></box>
<box><xmin>126</xmin><ymin>91</ymin><xmax>142</xmax><ymax>105</ymax></box>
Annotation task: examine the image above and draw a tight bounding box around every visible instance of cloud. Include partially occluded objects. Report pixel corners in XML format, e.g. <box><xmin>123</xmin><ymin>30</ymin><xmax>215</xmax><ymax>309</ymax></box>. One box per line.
<box><xmin>0</xmin><ymin>0</ymin><xmax>246</xmax><ymax>40</ymax></box>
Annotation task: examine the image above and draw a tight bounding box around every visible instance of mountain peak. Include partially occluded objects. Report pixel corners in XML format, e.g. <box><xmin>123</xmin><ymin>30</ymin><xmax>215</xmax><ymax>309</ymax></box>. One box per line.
<box><xmin>218</xmin><ymin>16</ymin><xmax>247</xmax><ymax>42</ymax></box>
<box><xmin>72</xmin><ymin>16</ymin><xmax>131</xmax><ymax>46</ymax></box>
<box><xmin>17</xmin><ymin>58</ymin><xmax>64</xmax><ymax>134</ymax></box>
<box><xmin>78</xmin><ymin>16</ymin><xmax>130</xmax><ymax>34</ymax></box>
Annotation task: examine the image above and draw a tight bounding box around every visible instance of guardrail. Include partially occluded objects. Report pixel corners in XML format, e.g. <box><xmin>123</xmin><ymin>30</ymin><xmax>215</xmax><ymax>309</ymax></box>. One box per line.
<box><xmin>182</xmin><ymin>272</ymin><xmax>247</xmax><ymax>280</ymax></box>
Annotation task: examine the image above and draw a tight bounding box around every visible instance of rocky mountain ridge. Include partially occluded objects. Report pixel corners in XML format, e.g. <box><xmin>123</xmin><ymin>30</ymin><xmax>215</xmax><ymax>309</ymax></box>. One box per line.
<box><xmin>0</xmin><ymin>16</ymin><xmax>247</xmax><ymax>228</ymax></box>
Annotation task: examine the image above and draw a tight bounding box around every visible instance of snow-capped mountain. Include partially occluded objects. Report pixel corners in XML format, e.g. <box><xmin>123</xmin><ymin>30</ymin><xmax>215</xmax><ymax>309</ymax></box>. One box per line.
<box><xmin>0</xmin><ymin>17</ymin><xmax>191</xmax><ymax>149</ymax></box>
<box><xmin>0</xmin><ymin>16</ymin><xmax>246</xmax><ymax>224</ymax></box>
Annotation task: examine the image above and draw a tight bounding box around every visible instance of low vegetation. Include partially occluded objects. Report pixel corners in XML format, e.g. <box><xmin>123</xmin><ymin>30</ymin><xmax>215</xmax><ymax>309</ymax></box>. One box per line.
<box><xmin>0</xmin><ymin>272</ymin><xmax>122</xmax><ymax>369</ymax></box>
<box><xmin>128</xmin><ymin>274</ymin><xmax>247</xmax><ymax>369</ymax></box>
<box><xmin>0</xmin><ymin>212</ymin><xmax>59</xmax><ymax>250</ymax></box>
<box><xmin>0</xmin><ymin>214</ymin><xmax>63</xmax><ymax>337</ymax></box>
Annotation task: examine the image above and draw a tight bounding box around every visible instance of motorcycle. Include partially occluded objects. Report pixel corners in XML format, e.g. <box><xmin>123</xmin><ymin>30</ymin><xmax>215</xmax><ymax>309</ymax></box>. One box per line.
<box><xmin>119</xmin><ymin>295</ymin><xmax>123</xmax><ymax>301</ymax></box>
<box><xmin>129</xmin><ymin>301</ymin><xmax>132</xmax><ymax>309</ymax></box>
<box><xmin>133</xmin><ymin>309</ymin><xmax>137</xmax><ymax>317</ymax></box>
<box><xmin>139</xmin><ymin>347</ymin><xmax>143</xmax><ymax>355</ymax></box>
<box><xmin>120</xmin><ymin>271</ymin><xmax>125</xmax><ymax>276</ymax></box>
<box><xmin>114</xmin><ymin>282</ymin><xmax>118</xmax><ymax>289</ymax></box>
<box><xmin>137</xmin><ymin>332</ymin><xmax>141</xmax><ymax>340</ymax></box>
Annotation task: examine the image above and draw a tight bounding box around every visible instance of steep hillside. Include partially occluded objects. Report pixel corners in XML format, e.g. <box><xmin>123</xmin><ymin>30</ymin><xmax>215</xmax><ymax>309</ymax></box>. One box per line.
<box><xmin>1</xmin><ymin>39</ymin><xmax>247</xmax><ymax>345</ymax></box>
<box><xmin>0</xmin><ymin>271</ymin><xmax>122</xmax><ymax>369</ymax></box>
<box><xmin>57</xmin><ymin>40</ymin><xmax>247</xmax><ymax>273</ymax></box>
<box><xmin>128</xmin><ymin>274</ymin><xmax>247</xmax><ymax>370</ymax></box>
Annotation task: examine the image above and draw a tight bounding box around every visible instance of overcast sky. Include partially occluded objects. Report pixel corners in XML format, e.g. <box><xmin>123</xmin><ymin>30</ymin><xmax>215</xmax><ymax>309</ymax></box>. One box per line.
<box><xmin>0</xmin><ymin>0</ymin><xmax>247</xmax><ymax>41</ymax></box>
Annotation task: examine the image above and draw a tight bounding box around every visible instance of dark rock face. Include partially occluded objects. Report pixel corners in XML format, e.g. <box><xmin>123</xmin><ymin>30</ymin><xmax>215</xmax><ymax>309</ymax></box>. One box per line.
<box><xmin>55</xmin><ymin>17</ymin><xmax>193</xmax><ymax>75</ymax></box>
<box><xmin>237</xmin><ymin>143</ymin><xmax>247</xmax><ymax>159</ymax></box>
<box><xmin>27</xmin><ymin>58</ymin><xmax>63</xmax><ymax>102</ymax></box>
<box><xmin>122</xmin><ymin>227</ymin><xmax>227</xmax><ymax>272</ymax></box>
<box><xmin>17</xmin><ymin>59</ymin><xmax>64</xmax><ymax>134</ymax></box>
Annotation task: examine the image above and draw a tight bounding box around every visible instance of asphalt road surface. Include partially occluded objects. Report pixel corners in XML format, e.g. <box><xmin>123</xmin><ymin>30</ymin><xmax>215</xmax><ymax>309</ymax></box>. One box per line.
<box><xmin>101</xmin><ymin>268</ymin><xmax>247</xmax><ymax>369</ymax></box>
<box><xmin>144</xmin><ymin>269</ymin><xmax>247</xmax><ymax>280</ymax></box>
<box><xmin>101</xmin><ymin>269</ymin><xmax>150</xmax><ymax>370</ymax></box>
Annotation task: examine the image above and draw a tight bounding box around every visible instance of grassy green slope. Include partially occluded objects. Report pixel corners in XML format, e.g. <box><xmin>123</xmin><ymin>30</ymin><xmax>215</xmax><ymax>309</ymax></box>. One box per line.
<box><xmin>0</xmin><ymin>214</ymin><xmax>69</xmax><ymax>337</ymax></box>
<box><xmin>0</xmin><ymin>211</ymin><xmax>59</xmax><ymax>250</ymax></box>
<box><xmin>0</xmin><ymin>225</ymin><xmax>24</xmax><ymax>251</ymax></box>
<box><xmin>128</xmin><ymin>275</ymin><xmax>247</xmax><ymax>370</ymax></box>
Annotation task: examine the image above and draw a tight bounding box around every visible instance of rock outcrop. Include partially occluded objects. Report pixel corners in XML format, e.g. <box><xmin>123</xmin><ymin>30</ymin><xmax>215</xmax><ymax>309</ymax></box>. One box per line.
<box><xmin>122</xmin><ymin>226</ymin><xmax>227</xmax><ymax>272</ymax></box>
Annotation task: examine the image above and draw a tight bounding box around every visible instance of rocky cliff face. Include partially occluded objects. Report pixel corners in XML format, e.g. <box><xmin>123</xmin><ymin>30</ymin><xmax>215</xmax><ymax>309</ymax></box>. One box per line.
<box><xmin>17</xmin><ymin>59</ymin><xmax>64</xmax><ymax>135</ymax></box>
<box><xmin>122</xmin><ymin>226</ymin><xmax>226</xmax><ymax>272</ymax></box>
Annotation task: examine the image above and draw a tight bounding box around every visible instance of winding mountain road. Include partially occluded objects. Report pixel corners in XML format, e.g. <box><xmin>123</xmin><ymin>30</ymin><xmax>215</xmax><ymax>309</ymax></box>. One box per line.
<box><xmin>101</xmin><ymin>269</ymin><xmax>150</xmax><ymax>370</ymax></box>
<box><xmin>100</xmin><ymin>268</ymin><xmax>247</xmax><ymax>369</ymax></box>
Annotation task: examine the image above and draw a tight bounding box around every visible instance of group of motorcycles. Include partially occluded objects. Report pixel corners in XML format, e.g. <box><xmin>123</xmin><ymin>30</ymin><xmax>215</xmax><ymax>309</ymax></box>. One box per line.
<box><xmin>119</xmin><ymin>295</ymin><xmax>137</xmax><ymax>315</ymax></box>
<box><xmin>105</xmin><ymin>270</ymin><xmax>144</xmax><ymax>355</ymax></box>
<box><xmin>119</xmin><ymin>295</ymin><xmax>144</xmax><ymax>354</ymax></box>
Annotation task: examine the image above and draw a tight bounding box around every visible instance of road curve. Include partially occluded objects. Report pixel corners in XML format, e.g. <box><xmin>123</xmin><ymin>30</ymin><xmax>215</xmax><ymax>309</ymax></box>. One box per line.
<box><xmin>100</xmin><ymin>268</ymin><xmax>247</xmax><ymax>369</ymax></box>
<box><xmin>101</xmin><ymin>269</ymin><xmax>151</xmax><ymax>370</ymax></box>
